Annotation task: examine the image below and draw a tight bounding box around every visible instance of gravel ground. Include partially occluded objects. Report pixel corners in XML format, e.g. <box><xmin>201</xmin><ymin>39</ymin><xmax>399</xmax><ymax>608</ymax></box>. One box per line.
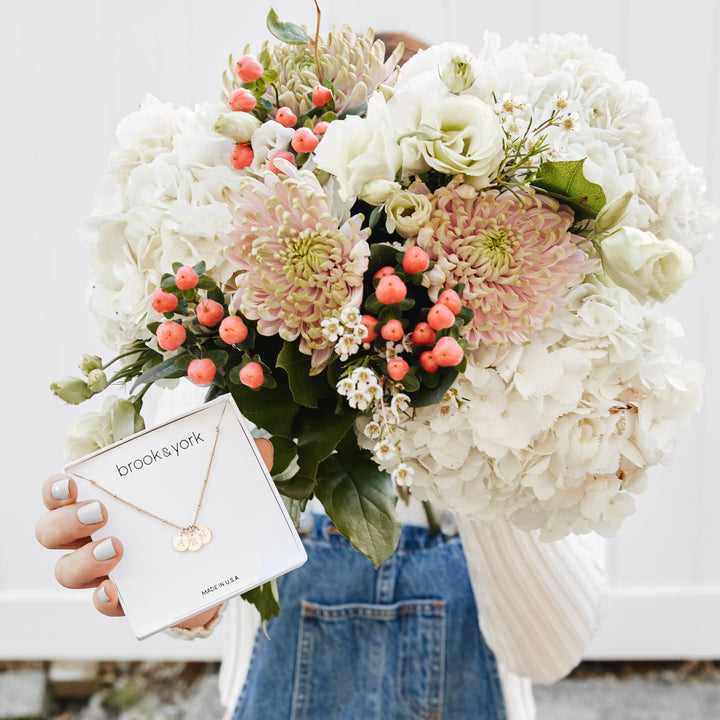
<box><xmin>3</xmin><ymin>660</ymin><xmax>719</xmax><ymax>719</ymax></box>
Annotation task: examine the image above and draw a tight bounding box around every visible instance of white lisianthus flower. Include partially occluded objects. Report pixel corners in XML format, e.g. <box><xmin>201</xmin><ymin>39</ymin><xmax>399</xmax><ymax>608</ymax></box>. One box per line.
<box><xmin>440</xmin><ymin>53</ymin><xmax>477</xmax><ymax>94</ymax></box>
<box><xmin>65</xmin><ymin>397</ymin><xmax>145</xmax><ymax>462</ymax></box>
<box><xmin>416</xmin><ymin>95</ymin><xmax>505</xmax><ymax>184</ymax></box>
<box><xmin>313</xmin><ymin>107</ymin><xmax>402</xmax><ymax>202</ymax></box>
<box><xmin>250</xmin><ymin>120</ymin><xmax>295</xmax><ymax>173</ymax></box>
<box><xmin>359</xmin><ymin>179</ymin><xmax>402</xmax><ymax>205</ymax></box>
<box><xmin>598</xmin><ymin>227</ymin><xmax>695</xmax><ymax>303</ymax></box>
<box><xmin>385</xmin><ymin>189</ymin><xmax>432</xmax><ymax>238</ymax></box>
<box><xmin>214</xmin><ymin>112</ymin><xmax>262</xmax><ymax>144</ymax></box>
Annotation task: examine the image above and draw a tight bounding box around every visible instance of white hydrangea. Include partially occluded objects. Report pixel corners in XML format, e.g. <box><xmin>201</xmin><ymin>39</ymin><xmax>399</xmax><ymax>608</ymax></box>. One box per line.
<box><xmin>82</xmin><ymin>95</ymin><xmax>246</xmax><ymax>351</ymax></box>
<box><xmin>373</xmin><ymin>280</ymin><xmax>703</xmax><ymax>540</ymax></box>
<box><xmin>473</xmin><ymin>33</ymin><xmax>717</xmax><ymax>255</ymax></box>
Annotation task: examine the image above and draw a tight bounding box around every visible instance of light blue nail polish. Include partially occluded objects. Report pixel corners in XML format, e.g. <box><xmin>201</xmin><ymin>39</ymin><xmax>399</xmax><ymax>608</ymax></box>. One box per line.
<box><xmin>93</xmin><ymin>538</ymin><xmax>117</xmax><ymax>561</ymax></box>
<box><xmin>98</xmin><ymin>585</ymin><xmax>111</xmax><ymax>603</ymax></box>
<box><xmin>77</xmin><ymin>502</ymin><xmax>103</xmax><ymax>525</ymax></box>
<box><xmin>51</xmin><ymin>478</ymin><xmax>70</xmax><ymax>501</ymax></box>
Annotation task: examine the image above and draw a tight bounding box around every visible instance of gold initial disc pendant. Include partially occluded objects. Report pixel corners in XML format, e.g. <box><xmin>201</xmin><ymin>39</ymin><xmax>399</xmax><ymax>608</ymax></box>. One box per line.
<box><xmin>172</xmin><ymin>526</ymin><xmax>213</xmax><ymax>553</ymax></box>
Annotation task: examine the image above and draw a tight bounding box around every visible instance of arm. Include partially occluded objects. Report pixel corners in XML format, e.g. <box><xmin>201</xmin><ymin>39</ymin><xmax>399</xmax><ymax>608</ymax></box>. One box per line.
<box><xmin>457</xmin><ymin>516</ymin><xmax>608</xmax><ymax>684</ymax></box>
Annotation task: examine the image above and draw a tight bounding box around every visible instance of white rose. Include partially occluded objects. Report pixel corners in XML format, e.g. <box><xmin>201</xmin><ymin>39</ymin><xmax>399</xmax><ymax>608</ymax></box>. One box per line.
<box><xmin>598</xmin><ymin>227</ymin><xmax>695</xmax><ymax>303</ymax></box>
<box><xmin>384</xmin><ymin>189</ymin><xmax>432</xmax><ymax>238</ymax></box>
<box><xmin>417</xmin><ymin>95</ymin><xmax>504</xmax><ymax>183</ymax></box>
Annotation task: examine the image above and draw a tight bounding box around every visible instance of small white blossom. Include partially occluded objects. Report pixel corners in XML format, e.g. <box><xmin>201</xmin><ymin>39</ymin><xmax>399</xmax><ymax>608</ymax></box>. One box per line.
<box><xmin>363</xmin><ymin>421</ymin><xmax>382</xmax><ymax>439</ymax></box>
<box><xmin>336</xmin><ymin>378</ymin><xmax>354</xmax><ymax>396</ymax></box>
<box><xmin>340</xmin><ymin>306</ymin><xmax>362</xmax><ymax>327</ymax></box>
<box><xmin>373</xmin><ymin>440</ymin><xmax>397</xmax><ymax>463</ymax></box>
<box><xmin>336</xmin><ymin>334</ymin><xmax>361</xmax><ymax>361</ymax></box>
<box><xmin>321</xmin><ymin>317</ymin><xmax>344</xmax><ymax>343</ymax></box>
<box><xmin>392</xmin><ymin>463</ymin><xmax>414</xmax><ymax>487</ymax></box>
<box><xmin>348</xmin><ymin>390</ymin><xmax>370</xmax><ymax>411</ymax></box>
<box><xmin>561</xmin><ymin>111</ymin><xmax>580</xmax><ymax>132</ymax></box>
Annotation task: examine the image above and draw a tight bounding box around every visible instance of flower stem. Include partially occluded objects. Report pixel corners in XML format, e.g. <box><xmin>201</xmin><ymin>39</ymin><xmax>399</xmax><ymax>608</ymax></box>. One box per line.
<box><xmin>312</xmin><ymin>0</ymin><xmax>323</xmax><ymax>85</ymax></box>
<box><xmin>422</xmin><ymin>501</ymin><xmax>440</xmax><ymax>537</ymax></box>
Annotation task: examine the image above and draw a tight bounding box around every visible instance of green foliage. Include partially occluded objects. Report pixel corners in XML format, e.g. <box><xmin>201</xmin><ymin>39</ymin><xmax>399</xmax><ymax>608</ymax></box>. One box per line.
<box><xmin>266</xmin><ymin>8</ymin><xmax>309</xmax><ymax>44</ymax></box>
<box><xmin>315</xmin><ymin>435</ymin><xmax>401</xmax><ymax>567</ymax></box>
<box><xmin>277</xmin><ymin>341</ymin><xmax>332</xmax><ymax>407</ymax></box>
<box><xmin>532</xmin><ymin>159</ymin><xmax>607</xmax><ymax>220</ymax></box>
<box><xmin>242</xmin><ymin>580</ymin><xmax>281</xmax><ymax>623</ymax></box>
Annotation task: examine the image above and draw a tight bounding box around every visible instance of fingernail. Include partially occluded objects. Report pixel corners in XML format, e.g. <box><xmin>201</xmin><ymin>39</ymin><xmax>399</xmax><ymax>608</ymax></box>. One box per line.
<box><xmin>97</xmin><ymin>585</ymin><xmax>111</xmax><ymax>603</ymax></box>
<box><xmin>93</xmin><ymin>538</ymin><xmax>117</xmax><ymax>561</ymax></box>
<box><xmin>77</xmin><ymin>502</ymin><xmax>103</xmax><ymax>525</ymax></box>
<box><xmin>51</xmin><ymin>478</ymin><xmax>70</xmax><ymax>501</ymax></box>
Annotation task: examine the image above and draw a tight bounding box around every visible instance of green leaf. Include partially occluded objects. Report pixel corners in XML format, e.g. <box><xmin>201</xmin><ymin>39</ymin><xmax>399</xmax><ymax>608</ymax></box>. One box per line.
<box><xmin>242</xmin><ymin>581</ymin><xmax>281</xmax><ymax>623</ymax></box>
<box><xmin>295</xmin><ymin>404</ymin><xmax>356</xmax><ymax>481</ymax></box>
<box><xmin>369</xmin><ymin>204</ymin><xmax>383</xmax><ymax>229</ymax></box>
<box><xmin>203</xmin><ymin>349</ymin><xmax>229</xmax><ymax>369</ymax></box>
<box><xmin>131</xmin><ymin>354</ymin><xmax>190</xmax><ymax>391</ymax></box>
<box><xmin>207</xmin><ymin>287</ymin><xmax>225</xmax><ymax>304</ymax></box>
<box><xmin>411</xmin><ymin>369</ymin><xmax>458</xmax><ymax>407</ymax></box>
<box><xmin>258</xmin><ymin>48</ymin><xmax>271</xmax><ymax>69</ymax></box>
<box><xmin>229</xmin><ymin>382</ymin><xmax>299</xmax><ymax>437</ymax></box>
<box><xmin>197</xmin><ymin>275</ymin><xmax>217</xmax><ymax>291</ymax></box>
<box><xmin>263</xmin><ymin>68</ymin><xmax>279</xmax><ymax>83</ymax></box>
<box><xmin>266</xmin><ymin>8</ymin><xmax>309</xmax><ymax>44</ymax></box>
<box><xmin>274</xmin><ymin>473</ymin><xmax>316</xmax><ymax>500</ymax></box>
<box><xmin>161</xmin><ymin>276</ymin><xmax>178</xmax><ymax>292</ymax></box>
<box><xmin>192</xmin><ymin>260</ymin><xmax>207</xmax><ymax>276</ymax></box>
<box><xmin>315</xmin><ymin>435</ymin><xmax>401</xmax><ymax>567</ymax></box>
<box><xmin>276</xmin><ymin>341</ymin><xmax>331</xmax><ymax>408</ymax></box>
<box><xmin>269</xmin><ymin>435</ymin><xmax>297</xmax><ymax>476</ymax></box>
<box><xmin>532</xmin><ymin>159</ymin><xmax>607</xmax><ymax>220</ymax></box>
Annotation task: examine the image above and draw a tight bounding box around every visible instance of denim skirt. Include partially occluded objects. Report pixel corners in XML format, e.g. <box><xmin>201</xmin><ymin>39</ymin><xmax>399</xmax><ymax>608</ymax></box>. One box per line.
<box><xmin>231</xmin><ymin>514</ymin><xmax>507</xmax><ymax>720</ymax></box>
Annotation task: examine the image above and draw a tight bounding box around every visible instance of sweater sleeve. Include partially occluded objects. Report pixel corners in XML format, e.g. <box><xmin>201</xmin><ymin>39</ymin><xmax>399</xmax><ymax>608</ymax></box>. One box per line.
<box><xmin>457</xmin><ymin>516</ymin><xmax>608</xmax><ymax>684</ymax></box>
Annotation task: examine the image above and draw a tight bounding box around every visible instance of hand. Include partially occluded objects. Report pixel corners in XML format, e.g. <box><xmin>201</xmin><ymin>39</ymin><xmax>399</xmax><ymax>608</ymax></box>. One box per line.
<box><xmin>35</xmin><ymin>438</ymin><xmax>274</xmax><ymax>628</ymax></box>
<box><xmin>35</xmin><ymin>473</ymin><xmax>125</xmax><ymax>617</ymax></box>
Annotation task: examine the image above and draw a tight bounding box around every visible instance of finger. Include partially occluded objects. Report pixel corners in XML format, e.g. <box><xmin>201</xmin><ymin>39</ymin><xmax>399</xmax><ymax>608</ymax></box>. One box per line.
<box><xmin>36</xmin><ymin>500</ymin><xmax>107</xmax><ymax>550</ymax></box>
<box><xmin>254</xmin><ymin>437</ymin><xmax>274</xmax><ymax>471</ymax></box>
<box><xmin>42</xmin><ymin>474</ymin><xmax>78</xmax><ymax>510</ymax></box>
<box><xmin>55</xmin><ymin>537</ymin><xmax>123</xmax><ymax>590</ymax></box>
<box><xmin>93</xmin><ymin>579</ymin><xmax>125</xmax><ymax>617</ymax></box>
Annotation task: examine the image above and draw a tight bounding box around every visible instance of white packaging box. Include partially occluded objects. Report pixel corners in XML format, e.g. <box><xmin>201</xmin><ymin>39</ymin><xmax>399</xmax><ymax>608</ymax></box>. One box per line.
<box><xmin>65</xmin><ymin>394</ymin><xmax>307</xmax><ymax>639</ymax></box>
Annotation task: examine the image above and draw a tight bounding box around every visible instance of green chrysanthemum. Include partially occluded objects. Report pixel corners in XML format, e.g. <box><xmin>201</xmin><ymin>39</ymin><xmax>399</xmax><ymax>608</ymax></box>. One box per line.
<box><xmin>226</xmin><ymin>26</ymin><xmax>402</xmax><ymax>116</ymax></box>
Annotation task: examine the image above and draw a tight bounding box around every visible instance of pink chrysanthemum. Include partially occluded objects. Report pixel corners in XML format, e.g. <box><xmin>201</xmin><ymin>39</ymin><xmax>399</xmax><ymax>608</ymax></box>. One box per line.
<box><xmin>417</xmin><ymin>187</ymin><xmax>595</xmax><ymax>345</ymax></box>
<box><xmin>221</xmin><ymin>165</ymin><xmax>371</xmax><ymax>368</ymax></box>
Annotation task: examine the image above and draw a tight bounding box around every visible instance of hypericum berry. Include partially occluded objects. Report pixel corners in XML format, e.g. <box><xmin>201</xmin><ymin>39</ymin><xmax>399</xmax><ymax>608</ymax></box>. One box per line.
<box><xmin>239</xmin><ymin>361</ymin><xmax>264</xmax><ymax>389</ymax></box>
<box><xmin>411</xmin><ymin>322</ymin><xmax>436</xmax><ymax>346</ymax></box>
<box><xmin>314</xmin><ymin>120</ymin><xmax>330</xmax><ymax>135</ymax></box>
<box><xmin>291</xmin><ymin>127</ymin><xmax>320</xmax><ymax>153</ymax></box>
<box><xmin>373</xmin><ymin>265</ymin><xmax>395</xmax><ymax>280</ymax></box>
<box><xmin>156</xmin><ymin>321</ymin><xmax>186</xmax><ymax>351</ymax></box>
<box><xmin>437</xmin><ymin>288</ymin><xmax>463</xmax><ymax>315</ymax></box>
<box><xmin>427</xmin><ymin>303</ymin><xmax>456</xmax><ymax>331</ymax></box>
<box><xmin>269</xmin><ymin>151</ymin><xmax>296</xmax><ymax>175</ymax></box>
<box><xmin>312</xmin><ymin>85</ymin><xmax>333</xmax><ymax>106</ymax></box>
<box><xmin>235</xmin><ymin>55</ymin><xmax>264</xmax><ymax>83</ymax></box>
<box><xmin>151</xmin><ymin>288</ymin><xmax>178</xmax><ymax>313</ymax></box>
<box><xmin>229</xmin><ymin>88</ymin><xmax>256</xmax><ymax>113</ymax></box>
<box><xmin>196</xmin><ymin>298</ymin><xmax>224</xmax><ymax>328</ymax></box>
<box><xmin>188</xmin><ymin>358</ymin><xmax>216</xmax><ymax>386</ymax></box>
<box><xmin>433</xmin><ymin>336</ymin><xmax>464</xmax><ymax>367</ymax></box>
<box><xmin>381</xmin><ymin>319</ymin><xmax>404</xmax><ymax>341</ymax></box>
<box><xmin>402</xmin><ymin>247</ymin><xmax>430</xmax><ymax>274</ymax></box>
<box><xmin>275</xmin><ymin>107</ymin><xmax>297</xmax><ymax>128</ymax></box>
<box><xmin>375</xmin><ymin>274</ymin><xmax>407</xmax><ymax>305</ymax></box>
<box><xmin>175</xmin><ymin>266</ymin><xmax>199</xmax><ymax>290</ymax></box>
<box><xmin>360</xmin><ymin>314</ymin><xmax>379</xmax><ymax>342</ymax></box>
<box><xmin>420</xmin><ymin>350</ymin><xmax>439</xmax><ymax>372</ymax></box>
<box><xmin>231</xmin><ymin>143</ymin><xmax>254</xmax><ymax>170</ymax></box>
<box><xmin>387</xmin><ymin>358</ymin><xmax>410</xmax><ymax>381</ymax></box>
<box><xmin>219</xmin><ymin>315</ymin><xmax>248</xmax><ymax>344</ymax></box>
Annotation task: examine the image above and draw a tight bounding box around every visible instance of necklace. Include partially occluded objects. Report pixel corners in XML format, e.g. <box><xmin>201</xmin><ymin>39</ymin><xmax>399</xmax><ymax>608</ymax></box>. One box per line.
<box><xmin>71</xmin><ymin>404</ymin><xmax>227</xmax><ymax>553</ymax></box>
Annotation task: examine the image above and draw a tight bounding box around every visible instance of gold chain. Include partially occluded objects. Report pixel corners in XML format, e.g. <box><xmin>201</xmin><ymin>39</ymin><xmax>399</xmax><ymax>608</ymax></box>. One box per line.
<box><xmin>71</xmin><ymin>404</ymin><xmax>226</xmax><ymax>532</ymax></box>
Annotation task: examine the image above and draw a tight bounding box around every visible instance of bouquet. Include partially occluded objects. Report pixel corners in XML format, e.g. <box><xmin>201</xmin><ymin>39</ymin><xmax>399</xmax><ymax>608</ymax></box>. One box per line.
<box><xmin>54</xmin><ymin>4</ymin><xmax>715</xmax><ymax>585</ymax></box>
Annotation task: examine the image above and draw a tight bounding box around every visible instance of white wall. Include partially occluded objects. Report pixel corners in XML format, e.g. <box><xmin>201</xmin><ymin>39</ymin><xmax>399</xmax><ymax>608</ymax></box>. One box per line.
<box><xmin>2</xmin><ymin>0</ymin><xmax>718</xmax><ymax>660</ymax></box>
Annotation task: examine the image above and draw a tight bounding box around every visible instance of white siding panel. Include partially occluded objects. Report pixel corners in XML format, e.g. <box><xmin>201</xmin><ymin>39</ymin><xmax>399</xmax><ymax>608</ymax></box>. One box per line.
<box><xmin>3</xmin><ymin>0</ymin><xmax>720</xmax><ymax>660</ymax></box>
